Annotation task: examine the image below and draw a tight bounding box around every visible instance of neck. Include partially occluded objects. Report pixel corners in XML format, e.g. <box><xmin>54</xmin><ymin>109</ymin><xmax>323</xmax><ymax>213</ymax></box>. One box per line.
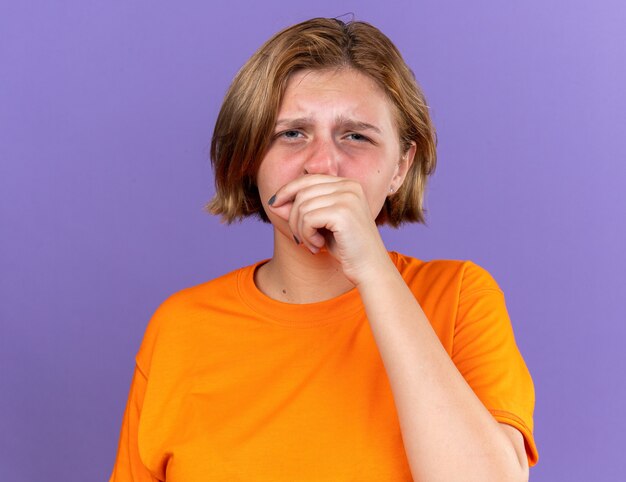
<box><xmin>255</xmin><ymin>230</ymin><xmax>356</xmax><ymax>304</ymax></box>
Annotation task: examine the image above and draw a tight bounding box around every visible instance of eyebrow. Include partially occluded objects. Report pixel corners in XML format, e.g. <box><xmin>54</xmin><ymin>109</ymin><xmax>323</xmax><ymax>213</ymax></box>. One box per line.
<box><xmin>275</xmin><ymin>116</ymin><xmax>382</xmax><ymax>134</ymax></box>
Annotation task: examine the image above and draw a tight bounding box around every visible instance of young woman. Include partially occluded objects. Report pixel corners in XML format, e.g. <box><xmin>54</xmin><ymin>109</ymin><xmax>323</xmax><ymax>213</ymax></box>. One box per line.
<box><xmin>110</xmin><ymin>17</ymin><xmax>538</xmax><ymax>481</ymax></box>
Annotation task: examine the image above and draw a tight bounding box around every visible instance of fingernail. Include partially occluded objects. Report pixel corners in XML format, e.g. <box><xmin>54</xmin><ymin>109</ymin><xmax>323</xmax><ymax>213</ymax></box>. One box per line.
<box><xmin>293</xmin><ymin>234</ymin><xmax>300</xmax><ymax>245</ymax></box>
<box><xmin>268</xmin><ymin>194</ymin><xmax>276</xmax><ymax>206</ymax></box>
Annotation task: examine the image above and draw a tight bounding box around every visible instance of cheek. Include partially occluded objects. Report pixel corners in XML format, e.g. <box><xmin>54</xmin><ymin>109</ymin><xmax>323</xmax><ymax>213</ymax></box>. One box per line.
<box><xmin>368</xmin><ymin>182</ymin><xmax>391</xmax><ymax>212</ymax></box>
<box><xmin>257</xmin><ymin>156</ymin><xmax>302</xmax><ymax>195</ymax></box>
<box><xmin>354</xmin><ymin>168</ymin><xmax>397</xmax><ymax>214</ymax></box>
<box><xmin>256</xmin><ymin>161</ymin><xmax>297</xmax><ymax>229</ymax></box>
<box><xmin>256</xmin><ymin>158</ymin><xmax>279</xmax><ymax>194</ymax></box>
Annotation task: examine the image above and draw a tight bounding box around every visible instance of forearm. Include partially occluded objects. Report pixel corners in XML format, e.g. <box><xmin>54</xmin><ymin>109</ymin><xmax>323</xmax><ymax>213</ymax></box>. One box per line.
<box><xmin>357</xmin><ymin>260</ymin><xmax>526</xmax><ymax>482</ymax></box>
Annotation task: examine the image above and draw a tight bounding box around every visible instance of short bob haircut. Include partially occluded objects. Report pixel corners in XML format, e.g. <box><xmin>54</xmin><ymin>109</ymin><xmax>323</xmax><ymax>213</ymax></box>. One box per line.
<box><xmin>206</xmin><ymin>17</ymin><xmax>437</xmax><ymax>227</ymax></box>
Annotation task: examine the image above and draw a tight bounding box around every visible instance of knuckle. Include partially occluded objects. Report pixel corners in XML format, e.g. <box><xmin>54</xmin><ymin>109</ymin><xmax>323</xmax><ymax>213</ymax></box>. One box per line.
<box><xmin>342</xmin><ymin>190</ymin><xmax>360</xmax><ymax>204</ymax></box>
<box><xmin>301</xmin><ymin>210</ymin><xmax>313</xmax><ymax>226</ymax></box>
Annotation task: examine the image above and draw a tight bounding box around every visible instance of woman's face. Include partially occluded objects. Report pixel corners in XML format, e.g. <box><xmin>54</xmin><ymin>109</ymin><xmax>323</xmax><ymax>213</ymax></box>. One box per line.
<box><xmin>257</xmin><ymin>68</ymin><xmax>412</xmax><ymax>237</ymax></box>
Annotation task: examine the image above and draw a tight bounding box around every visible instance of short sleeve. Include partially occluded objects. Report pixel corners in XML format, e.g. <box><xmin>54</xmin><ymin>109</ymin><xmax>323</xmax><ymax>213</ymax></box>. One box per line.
<box><xmin>451</xmin><ymin>261</ymin><xmax>538</xmax><ymax>466</ymax></box>
<box><xmin>109</xmin><ymin>365</ymin><xmax>162</xmax><ymax>482</ymax></box>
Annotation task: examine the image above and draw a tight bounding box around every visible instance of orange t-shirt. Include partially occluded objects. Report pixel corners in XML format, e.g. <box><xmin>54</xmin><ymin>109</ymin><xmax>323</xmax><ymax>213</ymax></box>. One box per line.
<box><xmin>110</xmin><ymin>252</ymin><xmax>538</xmax><ymax>481</ymax></box>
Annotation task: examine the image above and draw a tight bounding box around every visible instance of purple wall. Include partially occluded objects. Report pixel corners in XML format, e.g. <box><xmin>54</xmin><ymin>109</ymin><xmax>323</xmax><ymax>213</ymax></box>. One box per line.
<box><xmin>2</xmin><ymin>1</ymin><xmax>625</xmax><ymax>480</ymax></box>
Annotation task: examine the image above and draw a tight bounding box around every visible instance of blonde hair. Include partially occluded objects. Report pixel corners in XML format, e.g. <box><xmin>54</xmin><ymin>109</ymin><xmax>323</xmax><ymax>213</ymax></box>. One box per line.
<box><xmin>206</xmin><ymin>17</ymin><xmax>436</xmax><ymax>226</ymax></box>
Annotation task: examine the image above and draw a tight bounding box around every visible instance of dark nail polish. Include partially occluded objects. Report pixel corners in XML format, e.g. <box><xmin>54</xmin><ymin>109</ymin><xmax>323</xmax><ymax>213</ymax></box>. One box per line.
<box><xmin>268</xmin><ymin>194</ymin><xmax>276</xmax><ymax>206</ymax></box>
<box><xmin>293</xmin><ymin>234</ymin><xmax>300</xmax><ymax>245</ymax></box>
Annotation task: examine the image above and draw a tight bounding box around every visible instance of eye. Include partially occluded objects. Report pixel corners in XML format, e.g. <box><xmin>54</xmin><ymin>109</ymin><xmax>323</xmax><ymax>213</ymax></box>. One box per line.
<box><xmin>346</xmin><ymin>133</ymin><xmax>370</xmax><ymax>142</ymax></box>
<box><xmin>278</xmin><ymin>130</ymin><xmax>303</xmax><ymax>139</ymax></box>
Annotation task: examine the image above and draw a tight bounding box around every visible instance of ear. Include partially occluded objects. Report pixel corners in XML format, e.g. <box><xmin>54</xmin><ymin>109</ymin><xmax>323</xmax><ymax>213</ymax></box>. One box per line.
<box><xmin>391</xmin><ymin>142</ymin><xmax>416</xmax><ymax>191</ymax></box>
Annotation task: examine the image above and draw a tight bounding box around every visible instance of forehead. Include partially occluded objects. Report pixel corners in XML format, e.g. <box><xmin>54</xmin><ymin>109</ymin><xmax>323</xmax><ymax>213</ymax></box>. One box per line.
<box><xmin>285</xmin><ymin>67</ymin><xmax>381</xmax><ymax>92</ymax></box>
<box><xmin>278</xmin><ymin>68</ymin><xmax>398</xmax><ymax>129</ymax></box>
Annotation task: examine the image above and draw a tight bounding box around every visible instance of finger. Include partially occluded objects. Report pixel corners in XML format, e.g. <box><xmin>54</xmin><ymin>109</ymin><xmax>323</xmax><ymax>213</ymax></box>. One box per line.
<box><xmin>295</xmin><ymin>204</ymin><xmax>348</xmax><ymax>255</ymax></box>
<box><xmin>288</xmin><ymin>192</ymin><xmax>336</xmax><ymax>248</ymax></box>
<box><xmin>268</xmin><ymin>175</ymin><xmax>347</xmax><ymax>226</ymax></box>
<box><xmin>268</xmin><ymin>174</ymin><xmax>344</xmax><ymax>209</ymax></box>
<box><xmin>274</xmin><ymin>176</ymin><xmax>356</xmax><ymax>229</ymax></box>
<box><xmin>288</xmin><ymin>197</ymin><xmax>321</xmax><ymax>253</ymax></box>
<box><xmin>296</xmin><ymin>190</ymin><xmax>368</xmax><ymax>254</ymax></box>
<box><xmin>268</xmin><ymin>200</ymin><xmax>292</xmax><ymax>223</ymax></box>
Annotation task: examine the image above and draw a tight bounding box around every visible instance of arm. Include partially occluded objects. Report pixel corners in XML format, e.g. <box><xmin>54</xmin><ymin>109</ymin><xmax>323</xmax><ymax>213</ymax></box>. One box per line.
<box><xmin>109</xmin><ymin>366</ymin><xmax>161</xmax><ymax>482</ymax></box>
<box><xmin>356</xmin><ymin>258</ymin><xmax>529</xmax><ymax>481</ymax></box>
<box><xmin>270</xmin><ymin>175</ymin><xmax>531</xmax><ymax>481</ymax></box>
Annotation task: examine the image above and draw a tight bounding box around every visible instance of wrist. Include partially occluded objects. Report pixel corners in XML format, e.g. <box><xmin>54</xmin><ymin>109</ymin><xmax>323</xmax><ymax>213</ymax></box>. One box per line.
<box><xmin>353</xmin><ymin>251</ymin><xmax>399</xmax><ymax>290</ymax></box>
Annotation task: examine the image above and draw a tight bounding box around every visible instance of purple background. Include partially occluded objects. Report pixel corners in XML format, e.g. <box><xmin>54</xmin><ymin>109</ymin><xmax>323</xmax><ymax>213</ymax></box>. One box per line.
<box><xmin>1</xmin><ymin>1</ymin><xmax>625</xmax><ymax>480</ymax></box>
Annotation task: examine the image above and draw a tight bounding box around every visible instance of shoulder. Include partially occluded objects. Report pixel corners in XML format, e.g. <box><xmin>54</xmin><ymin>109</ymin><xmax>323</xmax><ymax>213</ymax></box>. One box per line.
<box><xmin>162</xmin><ymin>265</ymin><xmax>244</xmax><ymax>311</ymax></box>
<box><xmin>134</xmin><ymin>262</ymin><xmax>258</xmax><ymax>374</ymax></box>
<box><xmin>150</xmin><ymin>266</ymin><xmax>240</xmax><ymax>326</ymax></box>
<box><xmin>390</xmin><ymin>251</ymin><xmax>502</xmax><ymax>296</ymax></box>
